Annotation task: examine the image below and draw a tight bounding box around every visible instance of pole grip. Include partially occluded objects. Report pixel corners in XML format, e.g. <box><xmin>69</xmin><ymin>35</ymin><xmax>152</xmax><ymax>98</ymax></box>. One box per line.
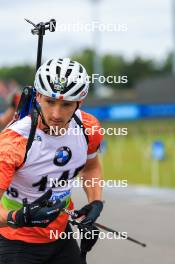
<box><xmin>25</xmin><ymin>19</ymin><xmax>56</xmax><ymax>72</ymax></box>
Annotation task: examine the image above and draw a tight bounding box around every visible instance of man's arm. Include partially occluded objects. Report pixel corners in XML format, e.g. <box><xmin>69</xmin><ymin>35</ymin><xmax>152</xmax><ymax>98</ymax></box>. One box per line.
<box><xmin>0</xmin><ymin>128</ymin><xmax>28</xmax><ymax>228</ymax></box>
<box><xmin>0</xmin><ymin>189</ymin><xmax>9</xmax><ymax>227</ymax></box>
<box><xmin>0</xmin><ymin>108</ymin><xmax>15</xmax><ymax>128</ymax></box>
<box><xmin>80</xmin><ymin>155</ymin><xmax>103</xmax><ymax>202</ymax></box>
<box><xmin>73</xmin><ymin>155</ymin><xmax>103</xmax><ymax>225</ymax></box>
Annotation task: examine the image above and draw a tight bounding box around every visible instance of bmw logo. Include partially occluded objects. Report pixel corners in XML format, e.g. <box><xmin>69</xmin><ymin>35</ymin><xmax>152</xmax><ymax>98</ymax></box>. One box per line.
<box><xmin>53</xmin><ymin>146</ymin><xmax>72</xmax><ymax>166</ymax></box>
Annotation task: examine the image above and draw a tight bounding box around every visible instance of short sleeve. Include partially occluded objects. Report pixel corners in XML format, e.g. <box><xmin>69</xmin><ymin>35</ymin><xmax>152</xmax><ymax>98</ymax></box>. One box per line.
<box><xmin>0</xmin><ymin>129</ymin><xmax>27</xmax><ymax>190</ymax></box>
<box><xmin>81</xmin><ymin>111</ymin><xmax>103</xmax><ymax>159</ymax></box>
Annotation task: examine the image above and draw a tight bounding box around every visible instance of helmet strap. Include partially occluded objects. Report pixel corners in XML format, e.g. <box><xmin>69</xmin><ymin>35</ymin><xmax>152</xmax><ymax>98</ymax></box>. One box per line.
<box><xmin>35</xmin><ymin>101</ymin><xmax>80</xmax><ymax>132</ymax></box>
<box><xmin>35</xmin><ymin>101</ymin><xmax>50</xmax><ymax>129</ymax></box>
<box><xmin>66</xmin><ymin>102</ymin><xmax>80</xmax><ymax>125</ymax></box>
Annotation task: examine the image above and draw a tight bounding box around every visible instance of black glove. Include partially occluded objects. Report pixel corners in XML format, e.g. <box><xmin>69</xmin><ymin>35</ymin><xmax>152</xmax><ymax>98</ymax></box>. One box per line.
<box><xmin>7</xmin><ymin>189</ymin><xmax>66</xmax><ymax>228</ymax></box>
<box><xmin>79</xmin><ymin>224</ymin><xmax>100</xmax><ymax>261</ymax></box>
<box><xmin>73</xmin><ymin>200</ymin><xmax>103</xmax><ymax>226</ymax></box>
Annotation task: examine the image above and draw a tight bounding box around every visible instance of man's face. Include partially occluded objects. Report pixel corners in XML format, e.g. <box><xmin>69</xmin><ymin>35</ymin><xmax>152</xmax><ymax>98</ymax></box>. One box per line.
<box><xmin>37</xmin><ymin>94</ymin><xmax>78</xmax><ymax>129</ymax></box>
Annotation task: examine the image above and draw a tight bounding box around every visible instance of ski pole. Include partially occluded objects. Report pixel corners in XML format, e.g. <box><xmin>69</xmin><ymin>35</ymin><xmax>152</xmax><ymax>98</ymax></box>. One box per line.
<box><xmin>63</xmin><ymin>208</ymin><xmax>147</xmax><ymax>248</ymax></box>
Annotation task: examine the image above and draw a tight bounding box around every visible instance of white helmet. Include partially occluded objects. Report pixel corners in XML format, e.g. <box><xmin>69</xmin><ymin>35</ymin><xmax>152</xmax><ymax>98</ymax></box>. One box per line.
<box><xmin>34</xmin><ymin>58</ymin><xmax>89</xmax><ymax>101</ymax></box>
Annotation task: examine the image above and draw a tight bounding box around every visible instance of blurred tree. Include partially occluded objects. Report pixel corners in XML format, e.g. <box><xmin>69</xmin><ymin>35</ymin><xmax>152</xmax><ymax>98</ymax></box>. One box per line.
<box><xmin>72</xmin><ymin>48</ymin><xmax>94</xmax><ymax>76</ymax></box>
<box><xmin>159</xmin><ymin>53</ymin><xmax>173</xmax><ymax>73</ymax></box>
<box><xmin>102</xmin><ymin>54</ymin><xmax>128</xmax><ymax>88</ymax></box>
<box><xmin>72</xmin><ymin>49</ymin><xmax>94</xmax><ymax>92</ymax></box>
<box><xmin>125</xmin><ymin>56</ymin><xmax>155</xmax><ymax>87</ymax></box>
<box><xmin>72</xmin><ymin>50</ymin><xmax>159</xmax><ymax>89</ymax></box>
<box><xmin>0</xmin><ymin>51</ymin><xmax>173</xmax><ymax>91</ymax></box>
<box><xmin>0</xmin><ymin>65</ymin><xmax>35</xmax><ymax>86</ymax></box>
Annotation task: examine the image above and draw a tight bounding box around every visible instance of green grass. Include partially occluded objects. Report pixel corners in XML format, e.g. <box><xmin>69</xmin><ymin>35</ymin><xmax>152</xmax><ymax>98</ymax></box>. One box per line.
<box><xmin>101</xmin><ymin>119</ymin><xmax>175</xmax><ymax>188</ymax></box>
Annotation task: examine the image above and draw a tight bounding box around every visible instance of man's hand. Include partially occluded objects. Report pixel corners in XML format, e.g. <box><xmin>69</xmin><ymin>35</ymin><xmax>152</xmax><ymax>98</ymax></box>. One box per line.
<box><xmin>73</xmin><ymin>200</ymin><xmax>103</xmax><ymax>226</ymax></box>
<box><xmin>7</xmin><ymin>189</ymin><xmax>66</xmax><ymax>228</ymax></box>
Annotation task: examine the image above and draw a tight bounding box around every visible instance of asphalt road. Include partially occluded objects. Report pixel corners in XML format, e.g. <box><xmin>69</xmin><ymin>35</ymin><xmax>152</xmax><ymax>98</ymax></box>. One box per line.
<box><xmin>72</xmin><ymin>186</ymin><xmax>175</xmax><ymax>264</ymax></box>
